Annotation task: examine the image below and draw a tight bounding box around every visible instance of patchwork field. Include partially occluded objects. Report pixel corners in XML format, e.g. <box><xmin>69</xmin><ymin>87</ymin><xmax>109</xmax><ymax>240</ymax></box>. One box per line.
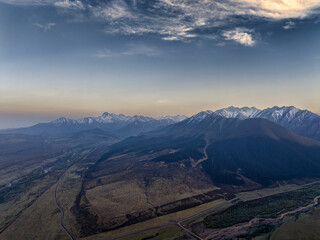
<box><xmin>81</xmin><ymin>198</ymin><xmax>226</xmax><ymax>240</ymax></box>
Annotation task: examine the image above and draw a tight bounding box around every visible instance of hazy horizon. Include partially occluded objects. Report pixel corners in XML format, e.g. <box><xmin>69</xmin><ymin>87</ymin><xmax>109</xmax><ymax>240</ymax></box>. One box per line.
<box><xmin>1</xmin><ymin>104</ymin><xmax>319</xmax><ymax>129</ymax></box>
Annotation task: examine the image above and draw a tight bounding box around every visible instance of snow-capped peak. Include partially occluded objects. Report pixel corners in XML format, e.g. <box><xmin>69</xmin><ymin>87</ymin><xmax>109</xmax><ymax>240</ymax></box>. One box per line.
<box><xmin>196</xmin><ymin>110</ymin><xmax>214</xmax><ymax>119</ymax></box>
<box><xmin>256</xmin><ymin>106</ymin><xmax>301</xmax><ymax>122</ymax></box>
<box><xmin>186</xmin><ymin>110</ymin><xmax>216</xmax><ymax>123</ymax></box>
<box><xmin>50</xmin><ymin>112</ymin><xmax>189</xmax><ymax>126</ymax></box>
<box><xmin>51</xmin><ymin>117</ymin><xmax>77</xmax><ymax>125</ymax></box>
<box><xmin>96</xmin><ymin>112</ymin><xmax>131</xmax><ymax>123</ymax></box>
<box><xmin>156</xmin><ymin>115</ymin><xmax>187</xmax><ymax>122</ymax></box>
<box><xmin>77</xmin><ymin>117</ymin><xmax>97</xmax><ymax>124</ymax></box>
<box><xmin>130</xmin><ymin>115</ymin><xmax>154</xmax><ymax>122</ymax></box>
<box><xmin>215</xmin><ymin>106</ymin><xmax>260</xmax><ymax>120</ymax></box>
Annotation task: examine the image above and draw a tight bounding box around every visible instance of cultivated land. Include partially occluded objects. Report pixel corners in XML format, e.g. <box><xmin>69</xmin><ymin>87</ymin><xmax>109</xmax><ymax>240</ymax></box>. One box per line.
<box><xmin>81</xmin><ymin>199</ymin><xmax>226</xmax><ymax>240</ymax></box>
<box><xmin>78</xmin><ymin>182</ymin><xmax>320</xmax><ymax>240</ymax></box>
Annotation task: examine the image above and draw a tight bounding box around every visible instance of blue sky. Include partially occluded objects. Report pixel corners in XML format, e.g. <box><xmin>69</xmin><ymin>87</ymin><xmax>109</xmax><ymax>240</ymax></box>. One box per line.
<box><xmin>0</xmin><ymin>0</ymin><xmax>320</xmax><ymax>128</ymax></box>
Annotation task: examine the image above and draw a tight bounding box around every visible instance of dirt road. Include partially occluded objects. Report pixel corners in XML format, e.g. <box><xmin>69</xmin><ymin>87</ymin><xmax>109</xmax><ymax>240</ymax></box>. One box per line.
<box><xmin>54</xmin><ymin>171</ymin><xmax>75</xmax><ymax>240</ymax></box>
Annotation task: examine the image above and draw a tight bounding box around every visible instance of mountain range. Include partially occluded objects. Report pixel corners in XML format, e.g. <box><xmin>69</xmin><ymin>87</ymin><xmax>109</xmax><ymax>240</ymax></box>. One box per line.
<box><xmin>2</xmin><ymin>106</ymin><xmax>320</xmax><ymax>141</ymax></box>
<box><xmin>105</xmin><ymin>111</ymin><xmax>320</xmax><ymax>185</ymax></box>
<box><xmin>214</xmin><ymin>106</ymin><xmax>320</xmax><ymax>140</ymax></box>
<box><xmin>0</xmin><ymin>113</ymin><xmax>187</xmax><ymax>137</ymax></box>
<box><xmin>74</xmin><ymin>107</ymin><xmax>320</xmax><ymax>233</ymax></box>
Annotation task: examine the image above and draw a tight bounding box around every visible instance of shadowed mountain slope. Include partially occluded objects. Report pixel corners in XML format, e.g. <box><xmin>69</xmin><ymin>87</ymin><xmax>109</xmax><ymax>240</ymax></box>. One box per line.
<box><xmin>103</xmin><ymin>113</ymin><xmax>320</xmax><ymax>185</ymax></box>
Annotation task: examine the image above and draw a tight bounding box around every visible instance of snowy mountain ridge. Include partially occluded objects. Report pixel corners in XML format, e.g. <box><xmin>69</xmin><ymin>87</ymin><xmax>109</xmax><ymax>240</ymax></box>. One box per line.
<box><xmin>187</xmin><ymin>106</ymin><xmax>320</xmax><ymax>140</ymax></box>
<box><xmin>51</xmin><ymin>112</ymin><xmax>187</xmax><ymax>125</ymax></box>
<box><xmin>3</xmin><ymin>106</ymin><xmax>320</xmax><ymax>140</ymax></box>
<box><xmin>215</xmin><ymin>106</ymin><xmax>261</xmax><ymax>120</ymax></box>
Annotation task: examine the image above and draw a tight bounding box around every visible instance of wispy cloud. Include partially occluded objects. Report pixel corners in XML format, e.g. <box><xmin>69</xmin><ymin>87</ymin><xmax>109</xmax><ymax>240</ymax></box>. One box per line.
<box><xmin>87</xmin><ymin>0</ymin><xmax>320</xmax><ymax>42</ymax></box>
<box><xmin>93</xmin><ymin>49</ymin><xmax>116</xmax><ymax>58</ymax></box>
<box><xmin>54</xmin><ymin>0</ymin><xmax>84</xmax><ymax>10</ymax></box>
<box><xmin>283</xmin><ymin>21</ymin><xmax>296</xmax><ymax>30</ymax></box>
<box><xmin>3</xmin><ymin>0</ymin><xmax>320</xmax><ymax>43</ymax></box>
<box><xmin>91</xmin><ymin>0</ymin><xmax>133</xmax><ymax>20</ymax></box>
<box><xmin>34</xmin><ymin>22</ymin><xmax>56</xmax><ymax>31</ymax></box>
<box><xmin>222</xmin><ymin>28</ymin><xmax>256</xmax><ymax>46</ymax></box>
<box><xmin>0</xmin><ymin>0</ymin><xmax>55</xmax><ymax>5</ymax></box>
<box><xmin>93</xmin><ymin>44</ymin><xmax>160</xmax><ymax>58</ymax></box>
<box><xmin>0</xmin><ymin>0</ymin><xmax>84</xmax><ymax>9</ymax></box>
<box><xmin>234</xmin><ymin>0</ymin><xmax>320</xmax><ymax>19</ymax></box>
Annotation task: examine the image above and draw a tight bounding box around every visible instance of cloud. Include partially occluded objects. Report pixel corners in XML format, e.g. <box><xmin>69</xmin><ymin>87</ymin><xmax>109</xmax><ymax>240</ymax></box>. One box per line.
<box><xmin>54</xmin><ymin>0</ymin><xmax>84</xmax><ymax>10</ymax></box>
<box><xmin>0</xmin><ymin>0</ymin><xmax>55</xmax><ymax>5</ymax></box>
<box><xmin>3</xmin><ymin>0</ymin><xmax>320</xmax><ymax>42</ymax></box>
<box><xmin>91</xmin><ymin>0</ymin><xmax>133</xmax><ymax>20</ymax></box>
<box><xmin>93</xmin><ymin>49</ymin><xmax>116</xmax><ymax>58</ymax></box>
<box><xmin>93</xmin><ymin>44</ymin><xmax>160</xmax><ymax>58</ymax></box>
<box><xmin>87</xmin><ymin>0</ymin><xmax>320</xmax><ymax>42</ymax></box>
<box><xmin>34</xmin><ymin>22</ymin><xmax>56</xmax><ymax>31</ymax></box>
<box><xmin>122</xmin><ymin>44</ymin><xmax>160</xmax><ymax>56</ymax></box>
<box><xmin>0</xmin><ymin>0</ymin><xmax>84</xmax><ymax>9</ymax></box>
<box><xmin>283</xmin><ymin>21</ymin><xmax>296</xmax><ymax>30</ymax></box>
<box><xmin>233</xmin><ymin>0</ymin><xmax>320</xmax><ymax>19</ymax></box>
<box><xmin>222</xmin><ymin>28</ymin><xmax>256</xmax><ymax>46</ymax></box>
<box><xmin>90</xmin><ymin>0</ymin><xmax>213</xmax><ymax>41</ymax></box>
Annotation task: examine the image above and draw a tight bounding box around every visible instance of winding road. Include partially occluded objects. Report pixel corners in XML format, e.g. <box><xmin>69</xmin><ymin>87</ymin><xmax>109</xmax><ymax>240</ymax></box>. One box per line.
<box><xmin>193</xmin><ymin>137</ymin><xmax>210</xmax><ymax>167</ymax></box>
<box><xmin>54</xmin><ymin>170</ymin><xmax>75</xmax><ymax>240</ymax></box>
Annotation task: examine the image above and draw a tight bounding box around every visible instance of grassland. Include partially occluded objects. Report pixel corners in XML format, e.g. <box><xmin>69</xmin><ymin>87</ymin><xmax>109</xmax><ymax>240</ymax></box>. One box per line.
<box><xmin>0</xmin><ymin>183</ymin><xmax>67</xmax><ymax>240</ymax></box>
<box><xmin>0</xmin><ymin>147</ymin><xmax>86</xmax><ymax>233</ymax></box>
<box><xmin>0</xmin><ymin>132</ymin><xmax>109</xmax><ymax>240</ymax></box>
<box><xmin>271</xmin><ymin>207</ymin><xmax>320</xmax><ymax>240</ymax></box>
<box><xmin>78</xmin><ymin>150</ymin><xmax>225</xmax><ymax>234</ymax></box>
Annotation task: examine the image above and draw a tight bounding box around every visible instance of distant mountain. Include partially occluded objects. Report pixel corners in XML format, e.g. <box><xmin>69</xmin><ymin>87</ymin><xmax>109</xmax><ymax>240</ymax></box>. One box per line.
<box><xmin>0</xmin><ymin>113</ymin><xmax>187</xmax><ymax>138</ymax></box>
<box><xmin>104</xmin><ymin>112</ymin><xmax>320</xmax><ymax>186</ymax></box>
<box><xmin>155</xmin><ymin>115</ymin><xmax>187</xmax><ymax>123</ymax></box>
<box><xmin>255</xmin><ymin>106</ymin><xmax>320</xmax><ymax>140</ymax></box>
<box><xmin>214</xmin><ymin>106</ymin><xmax>320</xmax><ymax>140</ymax></box>
<box><xmin>2</xmin><ymin>106</ymin><xmax>320</xmax><ymax>141</ymax></box>
<box><xmin>215</xmin><ymin>106</ymin><xmax>260</xmax><ymax>120</ymax></box>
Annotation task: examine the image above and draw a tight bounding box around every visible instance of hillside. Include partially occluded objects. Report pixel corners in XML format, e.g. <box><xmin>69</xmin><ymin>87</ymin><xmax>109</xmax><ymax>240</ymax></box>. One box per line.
<box><xmin>73</xmin><ymin>113</ymin><xmax>320</xmax><ymax>236</ymax></box>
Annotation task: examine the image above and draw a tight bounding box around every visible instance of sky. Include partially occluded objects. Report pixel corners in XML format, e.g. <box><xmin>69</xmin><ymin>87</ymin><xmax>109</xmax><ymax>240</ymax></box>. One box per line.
<box><xmin>1</xmin><ymin>0</ymin><xmax>320</xmax><ymax>128</ymax></box>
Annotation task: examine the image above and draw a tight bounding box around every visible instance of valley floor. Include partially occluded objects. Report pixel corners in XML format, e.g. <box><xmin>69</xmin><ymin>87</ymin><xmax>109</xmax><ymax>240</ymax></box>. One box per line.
<box><xmin>78</xmin><ymin>181</ymin><xmax>320</xmax><ymax>240</ymax></box>
<box><xmin>1</xmin><ymin>134</ymin><xmax>320</xmax><ymax>240</ymax></box>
